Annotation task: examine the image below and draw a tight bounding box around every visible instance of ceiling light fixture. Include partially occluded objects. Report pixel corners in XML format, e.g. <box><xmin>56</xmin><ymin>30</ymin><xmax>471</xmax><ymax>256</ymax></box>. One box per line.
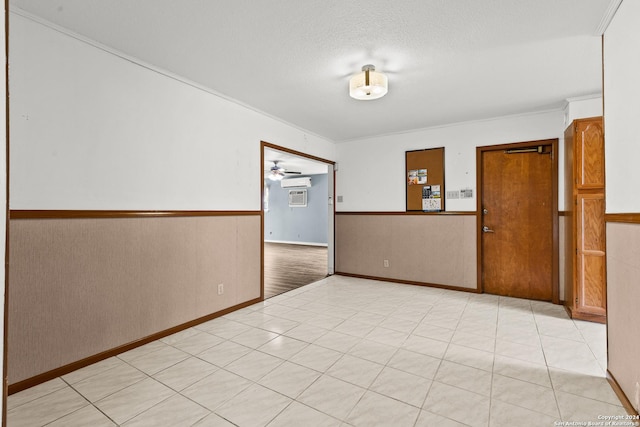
<box><xmin>349</xmin><ymin>64</ymin><xmax>388</xmax><ymax>100</ymax></box>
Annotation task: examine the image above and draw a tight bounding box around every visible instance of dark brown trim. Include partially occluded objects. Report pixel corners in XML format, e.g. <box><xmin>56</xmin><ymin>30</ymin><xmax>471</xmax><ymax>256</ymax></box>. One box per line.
<box><xmin>607</xmin><ymin>370</ymin><xmax>640</xmax><ymax>416</ymax></box>
<box><xmin>336</xmin><ymin>211</ymin><xmax>476</xmax><ymax>216</ymax></box>
<box><xmin>605</xmin><ymin>213</ymin><xmax>640</xmax><ymax>224</ymax></box>
<box><xmin>559</xmin><ymin>211</ymin><xmax>568</xmax><ymax>217</ymax></box>
<box><xmin>476</xmin><ymin>139</ymin><xmax>560</xmax><ymax>303</ymax></box>
<box><xmin>262</xmin><ymin>141</ymin><xmax>335</xmax><ymax>166</ymax></box>
<box><xmin>8</xmin><ymin>296</ymin><xmax>262</xmax><ymax>395</ymax></box>
<box><xmin>9</xmin><ymin>210</ymin><xmax>261</xmax><ymax>219</ymax></box>
<box><xmin>260</xmin><ymin>143</ymin><xmax>265</xmax><ymax>301</ymax></box>
<box><xmin>335</xmin><ymin>272</ymin><xmax>481</xmax><ymax>294</ymax></box>
<box><xmin>261</xmin><ymin>140</ymin><xmax>336</xmax><ymax>294</ymax></box>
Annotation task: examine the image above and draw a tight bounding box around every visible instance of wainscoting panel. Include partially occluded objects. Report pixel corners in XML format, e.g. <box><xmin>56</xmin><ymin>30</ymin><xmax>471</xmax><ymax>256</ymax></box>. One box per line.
<box><xmin>8</xmin><ymin>214</ymin><xmax>261</xmax><ymax>385</ymax></box>
<box><xmin>336</xmin><ymin>213</ymin><xmax>477</xmax><ymax>290</ymax></box>
<box><xmin>606</xmin><ymin>220</ymin><xmax>640</xmax><ymax>413</ymax></box>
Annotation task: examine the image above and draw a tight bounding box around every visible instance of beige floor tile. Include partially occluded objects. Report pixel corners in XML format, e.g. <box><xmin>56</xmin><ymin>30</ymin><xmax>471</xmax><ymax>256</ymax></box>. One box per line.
<box><xmin>259</xmin><ymin>361</ymin><xmax>321</xmax><ymax>398</ymax></box>
<box><xmin>257</xmin><ymin>335</ymin><xmax>309</xmax><ymax>359</ymax></box>
<box><xmin>365</xmin><ymin>326</ymin><xmax>409</xmax><ymax>347</ymax></box>
<box><xmin>423</xmin><ymin>381</ymin><xmax>490</xmax><ymax>427</ymax></box>
<box><xmin>267</xmin><ymin>401</ymin><xmax>341</xmax><ymax>427</ymax></box>
<box><xmin>7</xmin><ymin>377</ymin><xmax>68</xmax><ymax>410</ymax></box>
<box><xmin>444</xmin><ymin>344</ymin><xmax>494</xmax><ymax>372</ymax></box>
<box><xmin>225</xmin><ymin>350</ymin><xmax>284</xmax><ymax>381</ymax></box>
<box><xmin>122</xmin><ymin>394</ymin><xmax>210</xmax><ymax>426</ymax></box>
<box><xmin>289</xmin><ymin>343</ymin><xmax>343</xmax><ymax>372</ymax></box>
<box><xmin>314</xmin><ymin>330</ymin><xmax>362</xmax><ymax>352</ymax></box>
<box><xmin>230</xmin><ymin>327</ymin><xmax>279</xmax><ymax>348</ymax></box>
<box><xmin>8</xmin><ymin>277</ymin><xmax>625</xmax><ymax>427</ymax></box>
<box><xmin>61</xmin><ymin>357</ymin><xmax>124</xmax><ymax>385</ymax></box>
<box><xmin>282</xmin><ymin>323</ymin><xmax>328</xmax><ymax>342</ymax></box>
<box><xmin>415</xmin><ymin>410</ymin><xmax>470</xmax><ymax>427</ymax></box>
<box><xmin>435</xmin><ymin>360</ymin><xmax>493</xmax><ymax>396</ymax></box>
<box><xmin>214</xmin><ymin>384</ymin><xmax>292</xmax><ymax>427</ymax></box>
<box><xmin>489</xmin><ymin>399</ymin><xmax>559</xmax><ymax>427</ymax></box>
<box><xmin>47</xmin><ymin>404</ymin><xmax>116</xmax><ymax>427</ymax></box>
<box><xmin>549</xmin><ymin>368</ymin><xmax>621</xmax><ymax>406</ymax></box>
<box><xmin>387</xmin><ymin>348</ymin><xmax>441</xmax><ymax>379</ymax></box>
<box><xmin>326</xmin><ymin>354</ymin><xmax>384</xmax><ymax>388</ymax></box>
<box><xmin>451</xmin><ymin>330</ymin><xmax>496</xmax><ymax>353</ymax></box>
<box><xmin>72</xmin><ymin>362</ymin><xmax>147</xmax><ymax>402</ymax></box>
<box><xmin>494</xmin><ymin>339</ymin><xmax>546</xmax><ymax>365</ymax></box>
<box><xmin>153</xmin><ymin>356</ymin><xmax>218</xmax><ymax>391</ymax></box>
<box><xmin>412</xmin><ymin>322</ymin><xmax>455</xmax><ymax>342</ymax></box>
<box><xmin>7</xmin><ymin>386</ymin><xmax>88</xmax><ymax>427</ymax></box>
<box><xmin>492</xmin><ymin>355</ymin><xmax>552</xmax><ymax>387</ymax></box>
<box><xmin>297</xmin><ymin>375</ymin><xmax>366</xmax><ymax>421</ymax></box>
<box><xmin>370</xmin><ymin>366</ymin><xmax>432</xmax><ymax>407</ymax></box>
<box><xmin>170</xmin><ymin>331</ymin><xmax>224</xmax><ymax>355</ymax></box>
<box><xmin>125</xmin><ymin>344</ymin><xmax>190</xmax><ymax>375</ymax></box>
<box><xmin>346</xmin><ymin>391</ymin><xmax>420</xmax><ymax>427</ymax></box>
<box><xmin>94</xmin><ymin>378</ymin><xmax>175</xmax><ymax>425</ymax></box>
<box><xmin>196</xmin><ymin>339</ymin><xmax>252</xmax><ymax>367</ymax></box>
<box><xmin>555</xmin><ymin>391</ymin><xmax>627</xmax><ymax>422</ymax></box>
<box><xmin>402</xmin><ymin>334</ymin><xmax>449</xmax><ymax>358</ymax></box>
<box><xmin>195</xmin><ymin>318</ymin><xmax>252</xmax><ymax>339</ymax></box>
<box><xmin>182</xmin><ymin>369</ymin><xmax>252</xmax><ymax>411</ymax></box>
<box><xmin>348</xmin><ymin>339</ymin><xmax>397</xmax><ymax>364</ymax></box>
<box><xmin>491</xmin><ymin>374</ymin><xmax>559</xmax><ymax>418</ymax></box>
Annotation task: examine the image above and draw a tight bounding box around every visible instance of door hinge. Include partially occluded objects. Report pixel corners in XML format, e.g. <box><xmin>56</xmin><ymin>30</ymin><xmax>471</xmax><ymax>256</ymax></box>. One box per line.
<box><xmin>575</xmin><ymin>297</ymin><xmax>578</xmax><ymax>304</ymax></box>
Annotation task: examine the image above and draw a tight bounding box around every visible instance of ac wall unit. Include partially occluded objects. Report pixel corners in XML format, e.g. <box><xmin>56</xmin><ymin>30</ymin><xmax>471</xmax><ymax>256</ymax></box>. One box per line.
<box><xmin>281</xmin><ymin>177</ymin><xmax>311</xmax><ymax>188</ymax></box>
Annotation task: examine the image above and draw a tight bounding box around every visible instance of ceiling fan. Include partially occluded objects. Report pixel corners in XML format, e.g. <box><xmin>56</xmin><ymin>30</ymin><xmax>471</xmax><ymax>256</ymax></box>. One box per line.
<box><xmin>267</xmin><ymin>161</ymin><xmax>302</xmax><ymax>181</ymax></box>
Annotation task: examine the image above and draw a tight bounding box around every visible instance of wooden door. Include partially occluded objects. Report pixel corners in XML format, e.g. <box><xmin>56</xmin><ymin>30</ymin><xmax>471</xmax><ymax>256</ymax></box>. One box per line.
<box><xmin>480</xmin><ymin>143</ymin><xmax>555</xmax><ymax>301</ymax></box>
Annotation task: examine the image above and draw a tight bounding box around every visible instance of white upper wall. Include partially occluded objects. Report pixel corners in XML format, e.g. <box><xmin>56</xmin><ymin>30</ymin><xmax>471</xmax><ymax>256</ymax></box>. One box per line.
<box><xmin>9</xmin><ymin>14</ymin><xmax>336</xmax><ymax>210</ymax></box>
<box><xmin>336</xmin><ymin>110</ymin><xmax>565</xmax><ymax>212</ymax></box>
<box><xmin>604</xmin><ymin>0</ymin><xmax>640</xmax><ymax>213</ymax></box>
<box><xmin>563</xmin><ymin>95</ymin><xmax>603</xmax><ymax>130</ymax></box>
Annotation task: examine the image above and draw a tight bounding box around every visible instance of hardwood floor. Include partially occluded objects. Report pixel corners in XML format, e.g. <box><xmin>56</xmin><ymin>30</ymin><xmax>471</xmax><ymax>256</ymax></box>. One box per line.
<box><xmin>264</xmin><ymin>242</ymin><xmax>328</xmax><ymax>299</ymax></box>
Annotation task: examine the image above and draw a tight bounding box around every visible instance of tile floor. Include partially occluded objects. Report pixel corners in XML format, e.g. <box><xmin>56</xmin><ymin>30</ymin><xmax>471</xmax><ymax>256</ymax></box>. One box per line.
<box><xmin>7</xmin><ymin>276</ymin><xmax>629</xmax><ymax>427</ymax></box>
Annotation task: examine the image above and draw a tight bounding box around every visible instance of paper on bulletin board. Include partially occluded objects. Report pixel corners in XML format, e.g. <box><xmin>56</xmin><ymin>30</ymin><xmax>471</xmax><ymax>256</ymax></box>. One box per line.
<box><xmin>422</xmin><ymin>198</ymin><xmax>442</xmax><ymax>211</ymax></box>
<box><xmin>408</xmin><ymin>170</ymin><xmax>418</xmax><ymax>185</ymax></box>
<box><xmin>417</xmin><ymin>169</ymin><xmax>427</xmax><ymax>184</ymax></box>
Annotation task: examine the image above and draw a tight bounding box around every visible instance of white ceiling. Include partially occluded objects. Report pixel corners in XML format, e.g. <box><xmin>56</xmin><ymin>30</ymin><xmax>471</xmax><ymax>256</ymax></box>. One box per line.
<box><xmin>10</xmin><ymin>0</ymin><xmax>612</xmax><ymax>142</ymax></box>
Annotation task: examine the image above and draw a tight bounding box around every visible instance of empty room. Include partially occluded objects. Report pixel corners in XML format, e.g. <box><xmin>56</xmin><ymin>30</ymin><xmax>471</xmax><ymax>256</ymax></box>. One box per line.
<box><xmin>1</xmin><ymin>1</ymin><xmax>639</xmax><ymax>426</ymax></box>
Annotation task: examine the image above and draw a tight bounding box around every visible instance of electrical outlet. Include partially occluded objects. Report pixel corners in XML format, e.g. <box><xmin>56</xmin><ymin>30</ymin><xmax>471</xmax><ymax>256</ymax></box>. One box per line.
<box><xmin>635</xmin><ymin>381</ymin><xmax>639</xmax><ymax>411</ymax></box>
<box><xmin>217</xmin><ymin>284</ymin><xmax>224</xmax><ymax>295</ymax></box>
<box><xmin>383</xmin><ymin>259</ymin><xmax>389</xmax><ymax>268</ymax></box>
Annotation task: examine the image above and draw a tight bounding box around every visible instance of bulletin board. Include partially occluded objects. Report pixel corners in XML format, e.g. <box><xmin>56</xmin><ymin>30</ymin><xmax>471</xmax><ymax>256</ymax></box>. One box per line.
<box><xmin>406</xmin><ymin>147</ymin><xmax>445</xmax><ymax>211</ymax></box>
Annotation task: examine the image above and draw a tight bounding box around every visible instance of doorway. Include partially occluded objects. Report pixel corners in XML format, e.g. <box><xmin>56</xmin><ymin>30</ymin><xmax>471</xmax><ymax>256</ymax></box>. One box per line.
<box><xmin>261</xmin><ymin>141</ymin><xmax>335</xmax><ymax>299</ymax></box>
<box><xmin>477</xmin><ymin>139</ymin><xmax>559</xmax><ymax>302</ymax></box>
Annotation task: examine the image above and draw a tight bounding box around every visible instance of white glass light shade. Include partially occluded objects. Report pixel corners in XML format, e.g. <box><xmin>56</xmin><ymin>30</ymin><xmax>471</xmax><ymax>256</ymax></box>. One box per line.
<box><xmin>349</xmin><ymin>65</ymin><xmax>388</xmax><ymax>100</ymax></box>
<box><xmin>268</xmin><ymin>172</ymin><xmax>283</xmax><ymax>181</ymax></box>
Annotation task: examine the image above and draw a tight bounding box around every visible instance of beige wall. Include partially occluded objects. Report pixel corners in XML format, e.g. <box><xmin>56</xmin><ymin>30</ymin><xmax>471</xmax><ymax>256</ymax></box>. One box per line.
<box><xmin>606</xmin><ymin>222</ymin><xmax>640</xmax><ymax>411</ymax></box>
<box><xmin>8</xmin><ymin>215</ymin><xmax>261</xmax><ymax>385</ymax></box>
<box><xmin>336</xmin><ymin>214</ymin><xmax>477</xmax><ymax>290</ymax></box>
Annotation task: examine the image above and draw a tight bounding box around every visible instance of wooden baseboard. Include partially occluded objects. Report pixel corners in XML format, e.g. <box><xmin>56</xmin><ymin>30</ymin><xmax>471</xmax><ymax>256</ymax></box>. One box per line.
<box><xmin>335</xmin><ymin>272</ymin><xmax>480</xmax><ymax>293</ymax></box>
<box><xmin>8</xmin><ymin>297</ymin><xmax>262</xmax><ymax>395</ymax></box>
<box><xmin>607</xmin><ymin>370</ymin><xmax>640</xmax><ymax>416</ymax></box>
<box><xmin>564</xmin><ymin>304</ymin><xmax>606</xmax><ymax>324</ymax></box>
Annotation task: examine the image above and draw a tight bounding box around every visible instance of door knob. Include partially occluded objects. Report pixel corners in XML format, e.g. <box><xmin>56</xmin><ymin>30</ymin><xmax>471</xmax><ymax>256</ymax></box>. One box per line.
<box><xmin>482</xmin><ymin>226</ymin><xmax>495</xmax><ymax>233</ymax></box>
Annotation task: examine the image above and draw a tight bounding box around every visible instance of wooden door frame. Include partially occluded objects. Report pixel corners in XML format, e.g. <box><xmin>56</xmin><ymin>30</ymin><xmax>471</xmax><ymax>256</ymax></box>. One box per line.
<box><xmin>260</xmin><ymin>141</ymin><xmax>336</xmax><ymax>301</ymax></box>
<box><xmin>476</xmin><ymin>139</ymin><xmax>560</xmax><ymax>304</ymax></box>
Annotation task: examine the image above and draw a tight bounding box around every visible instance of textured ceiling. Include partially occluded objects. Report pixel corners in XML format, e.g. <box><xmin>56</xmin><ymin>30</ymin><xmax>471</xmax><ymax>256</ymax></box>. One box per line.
<box><xmin>10</xmin><ymin>0</ymin><xmax>611</xmax><ymax>142</ymax></box>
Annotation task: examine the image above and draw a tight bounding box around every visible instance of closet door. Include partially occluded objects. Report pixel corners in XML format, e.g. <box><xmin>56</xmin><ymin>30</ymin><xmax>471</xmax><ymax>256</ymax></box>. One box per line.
<box><xmin>575</xmin><ymin>193</ymin><xmax>606</xmax><ymax>317</ymax></box>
